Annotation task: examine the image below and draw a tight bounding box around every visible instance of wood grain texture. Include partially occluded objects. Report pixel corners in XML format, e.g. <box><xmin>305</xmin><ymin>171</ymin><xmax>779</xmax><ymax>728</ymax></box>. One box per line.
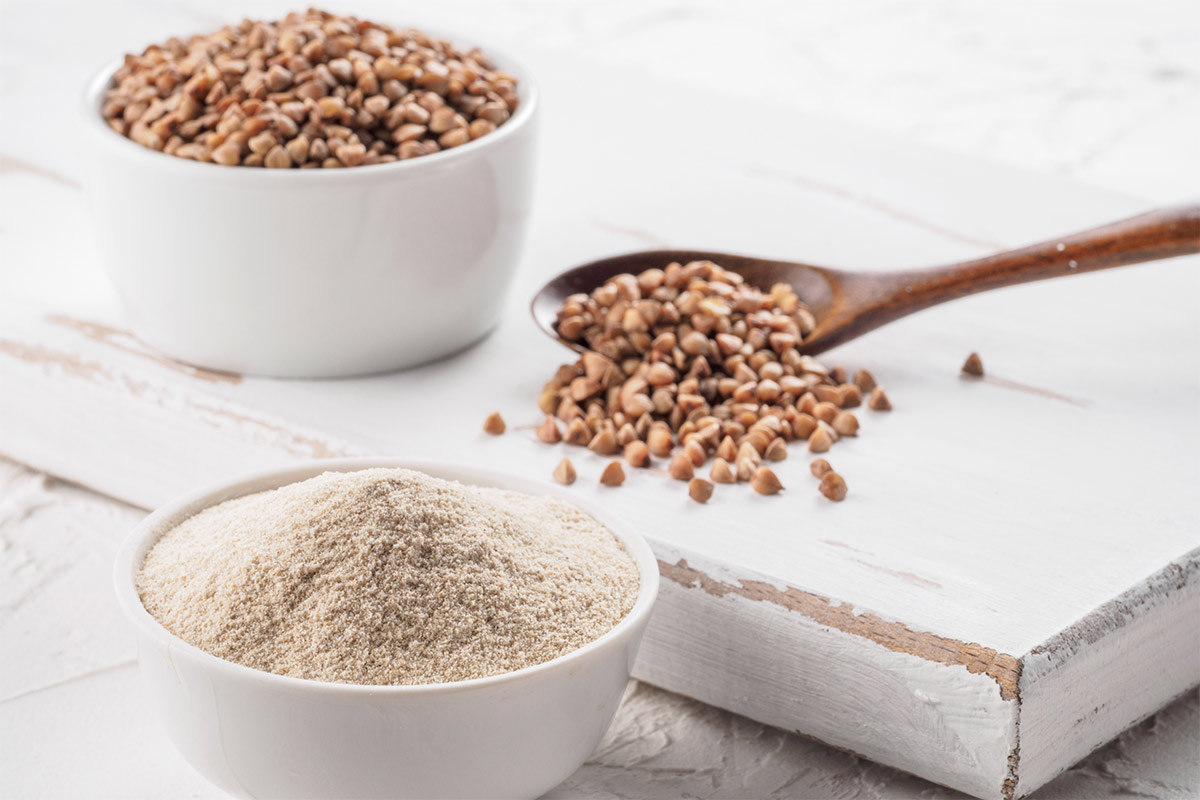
<box><xmin>1</xmin><ymin>47</ymin><xmax>1197</xmax><ymax>800</ymax></box>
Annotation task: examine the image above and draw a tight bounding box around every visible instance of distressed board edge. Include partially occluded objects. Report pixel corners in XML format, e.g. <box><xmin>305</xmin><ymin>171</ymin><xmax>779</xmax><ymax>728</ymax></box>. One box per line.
<box><xmin>1013</xmin><ymin>548</ymin><xmax>1200</xmax><ymax>797</ymax></box>
<box><xmin>656</xmin><ymin>557</ymin><xmax>1021</xmax><ymax>700</ymax></box>
<box><xmin>635</xmin><ymin>547</ymin><xmax>1020</xmax><ymax>800</ymax></box>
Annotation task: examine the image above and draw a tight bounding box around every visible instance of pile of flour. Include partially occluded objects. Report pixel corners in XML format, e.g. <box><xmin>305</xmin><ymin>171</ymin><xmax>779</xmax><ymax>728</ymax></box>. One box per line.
<box><xmin>137</xmin><ymin>468</ymin><xmax>639</xmax><ymax>685</ymax></box>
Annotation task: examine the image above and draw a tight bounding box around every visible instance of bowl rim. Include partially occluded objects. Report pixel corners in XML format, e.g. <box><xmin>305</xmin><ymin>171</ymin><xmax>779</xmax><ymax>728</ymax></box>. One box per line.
<box><xmin>83</xmin><ymin>29</ymin><xmax>538</xmax><ymax>181</ymax></box>
<box><xmin>113</xmin><ymin>457</ymin><xmax>659</xmax><ymax>696</ymax></box>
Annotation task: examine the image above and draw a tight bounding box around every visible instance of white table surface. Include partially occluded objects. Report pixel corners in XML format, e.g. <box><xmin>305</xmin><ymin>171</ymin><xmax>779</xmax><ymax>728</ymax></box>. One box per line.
<box><xmin>0</xmin><ymin>457</ymin><xmax>1196</xmax><ymax>799</ymax></box>
<box><xmin>1</xmin><ymin>0</ymin><xmax>1197</xmax><ymax>798</ymax></box>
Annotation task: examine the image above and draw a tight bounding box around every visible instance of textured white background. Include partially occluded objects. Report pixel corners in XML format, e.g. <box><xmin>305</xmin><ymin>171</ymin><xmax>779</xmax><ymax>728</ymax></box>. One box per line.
<box><xmin>1</xmin><ymin>0</ymin><xmax>1197</xmax><ymax>797</ymax></box>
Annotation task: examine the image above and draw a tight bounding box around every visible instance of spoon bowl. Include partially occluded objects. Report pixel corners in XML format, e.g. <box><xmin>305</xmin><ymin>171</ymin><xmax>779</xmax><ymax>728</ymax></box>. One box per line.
<box><xmin>531</xmin><ymin>249</ymin><xmax>838</xmax><ymax>354</ymax></box>
<box><xmin>532</xmin><ymin>205</ymin><xmax>1199</xmax><ymax>356</ymax></box>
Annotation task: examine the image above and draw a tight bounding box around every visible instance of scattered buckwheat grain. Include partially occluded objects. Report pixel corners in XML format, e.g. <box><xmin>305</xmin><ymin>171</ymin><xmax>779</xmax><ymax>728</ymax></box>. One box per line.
<box><xmin>536</xmin><ymin>416</ymin><xmax>561</xmax><ymax>443</ymax></box>
<box><xmin>710</xmin><ymin>458</ymin><xmax>735</xmax><ymax>483</ymax></box>
<box><xmin>750</xmin><ymin>467</ymin><xmax>783</xmax><ymax>495</ymax></box>
<box><xmin>625</xmin><ymin>441</ymin><xmax>651</xmax><ymax>468</ymax></box>
<box><xmin>831</xmin><ymin>411</ymin><xmax>859</xmax><ymax>437</ymax></box>
<box><xmin>688</xmin><ymin>478</ymin><xmax>714</xmax><ymax>503</ymax></box>
<box><xmin>668</xmin><ymin>453</ymin><xmax>695</xmax><ymax>481</ymax></box>
<box><xmin>819</xmin><ymin>471</ymin><xmax>848</xmax><ymax>501</ymax></box>
<box><xmin>810</xmin><ymin>459</ymin><xmax>832</xmax><ymax>478</ymax></box>
<box><xmin>600</xmin><ymin>460</ymin><xmax>625</xmax><ymax>486</ymax></box>
<box><xmin>483</xmin><ymin>411</ymin><xmax>505</xmax><ymax>434</ymax></box>
<box><xmin>553</xmin><ymin>458</ymin><xmax>576</xmax><ymax>485</ymax></box>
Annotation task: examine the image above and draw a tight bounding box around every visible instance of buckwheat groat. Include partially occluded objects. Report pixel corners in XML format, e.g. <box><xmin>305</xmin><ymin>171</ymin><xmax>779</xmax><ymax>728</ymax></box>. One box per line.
<box><xmin>103</xmin><ymin>9</ymin><xmax>519</xmax><ymax>167</ymax></box>
<box><xmin>531</xmin><ymin>260</ymin><xmax>900</xmax><ymax>502</ymax></box>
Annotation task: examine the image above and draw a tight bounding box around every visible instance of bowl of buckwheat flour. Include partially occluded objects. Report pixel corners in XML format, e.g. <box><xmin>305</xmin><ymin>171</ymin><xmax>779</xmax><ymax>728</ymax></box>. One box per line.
<box><xmin>83</xmin><ymin>9</ymin><xmax>537</xmax><ymax>378</ymax></box>
<box><xmin>113</xmin><ymin>459</ymin><xmax>657</xmax><ymax>799</ymax></box>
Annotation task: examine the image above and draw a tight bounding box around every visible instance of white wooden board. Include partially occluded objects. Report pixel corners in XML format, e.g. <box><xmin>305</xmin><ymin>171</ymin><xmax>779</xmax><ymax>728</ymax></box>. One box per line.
<box><xmin>1</xmin><ymin>31</ymin><xmax>1197</xmax><ymax>800</ymax></box>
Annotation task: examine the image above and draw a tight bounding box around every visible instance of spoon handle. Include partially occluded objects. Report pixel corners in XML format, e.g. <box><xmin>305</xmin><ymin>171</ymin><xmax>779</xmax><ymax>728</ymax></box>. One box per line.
<box><xmin>804</xmin><ymin>204</ymin><xmax>1199</xmax><ymax>354</ymax></box>
<box><xmin>872</xmin><ymin>204</ymin><xmax>1200</xmax><ymax>311</ymax></box>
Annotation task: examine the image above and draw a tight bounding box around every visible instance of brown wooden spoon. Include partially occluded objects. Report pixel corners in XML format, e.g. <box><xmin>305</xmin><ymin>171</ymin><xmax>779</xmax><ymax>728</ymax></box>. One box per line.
<box><xmin>532</xmin><ymin>205</ymin><xmax>1200</xmax><ymax>355</ymax></box>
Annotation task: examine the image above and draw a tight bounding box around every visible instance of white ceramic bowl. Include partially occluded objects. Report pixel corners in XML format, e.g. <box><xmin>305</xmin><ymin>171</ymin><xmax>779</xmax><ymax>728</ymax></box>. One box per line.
<box><xmin>83</xmin><ymin>47</ymin><xmax>537</xmax><ymax>378</ymax></box>
<box><xmin>114</xmin><ymin>459</ymin><xmax>658</xmax><ymax>799</ymax></box>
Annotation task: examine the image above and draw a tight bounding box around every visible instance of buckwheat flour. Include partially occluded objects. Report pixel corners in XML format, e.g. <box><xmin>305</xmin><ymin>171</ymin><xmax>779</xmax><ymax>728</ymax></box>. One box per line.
<box><xmin>137</xmin><ymin>468</ymin><xmax>640</xmax><ymax>686</ymax></box>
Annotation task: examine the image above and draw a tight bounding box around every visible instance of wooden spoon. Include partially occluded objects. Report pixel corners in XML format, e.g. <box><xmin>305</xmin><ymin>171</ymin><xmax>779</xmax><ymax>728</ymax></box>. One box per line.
<box><xmin>532</xmin><ymin>205</ymin><xmax>1200</xmax><ymax>355</ymax></box>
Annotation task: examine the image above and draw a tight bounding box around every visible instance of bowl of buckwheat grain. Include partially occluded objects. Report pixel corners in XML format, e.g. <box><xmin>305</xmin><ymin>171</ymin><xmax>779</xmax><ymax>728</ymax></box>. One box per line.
<box><xmin>84</xmin><ymin>9</ymin><xmax>537</xmax><ymax>378</ymax></box>
<box><xmin>114</xmin><ymin>458</ymin><xmax>658</xmax><ymax>799</ymax></box>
